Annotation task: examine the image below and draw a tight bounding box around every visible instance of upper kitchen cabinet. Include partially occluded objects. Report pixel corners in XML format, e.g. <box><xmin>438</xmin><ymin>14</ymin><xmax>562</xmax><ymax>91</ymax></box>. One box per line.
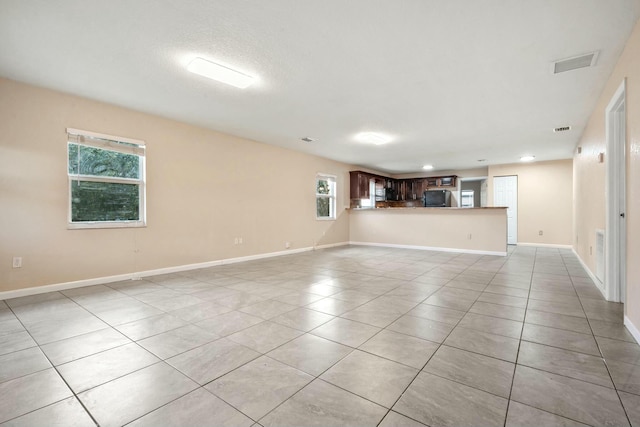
<box><xmin>426</xmin><ymin>175</ymin><xmax>457</xmax><ymax>188</ymax></box>
<box><xmin>350</xmin><ymin>171</ymin><xmax>391</xmax><ymax>200</ymax></box>
<box><xmin>350</xmin><ymin>171</ymin><xmax>457</xmax><ymax>203</ymax></box>
<box><xmin>349</xmin><ymin>171</ymin><xmax>372</xmax><ymax>200</ymax></box>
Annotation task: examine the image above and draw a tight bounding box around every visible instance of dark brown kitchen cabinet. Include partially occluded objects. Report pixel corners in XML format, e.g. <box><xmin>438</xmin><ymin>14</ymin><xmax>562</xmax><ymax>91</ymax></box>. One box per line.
<box><xmin>439</xmin><ymin>176</ymin><xmax>455</xmax><ymax>187</ymax></box>
<box><xmin>404</xmin><ymin>179</ymin><xmax>425</xmax><ymax>201</ymax></box>
<box><xmin>395</xmin><ymin>178</ymin><xmax>429</xmax><ymax>201</ymax></box>
<box><xmin>426</xmin><ymin>175</ymin><xmax>457</xmax><ymax>188</ymax></box>
<box><xmin>350</xmin><ymin>170</ymin><xmax>456</xmax><ymax>201</ymax></box>
<box><xmin>349</xmin><ymin>171</ymin><xmax>372</xmax><ymax>199</ymax></box>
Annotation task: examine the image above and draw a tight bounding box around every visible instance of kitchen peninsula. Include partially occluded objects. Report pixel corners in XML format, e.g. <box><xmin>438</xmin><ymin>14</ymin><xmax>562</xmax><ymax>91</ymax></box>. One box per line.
<box><xmin>348</xmin><ymin>171</ymin><xmax>508</xmax><ymax>255</ymax></box>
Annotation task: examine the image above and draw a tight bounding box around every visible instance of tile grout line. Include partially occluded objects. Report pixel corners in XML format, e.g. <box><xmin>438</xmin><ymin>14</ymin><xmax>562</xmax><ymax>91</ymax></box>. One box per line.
<box><xmin>257</xmin><ymin>252</ymin><xmax>477</xmax><ymax>426</ymax></box>
<box><xmin>507</xmin><ymin>248</ymin><xmax>626</xmax><ymax>427</ymax></box>
<box><xmin>1</xmin><ymin>303</ymin><xmax>101</xmax><ymax>427</ymax></box>
<box><xmin>503</xmin><ymin>245</ymin><xmax>537</xmax><ymax>427</ymax></box>
<box><xmin>373</xmin><ymin>252</ymin><xmax>508</xmax><ymax>426</ymax></box>
<box><xmin>563</xmin><ymin>252</ymin><xmax>634</xmax><ymax>427</ymax></box>
<box><xmin>2</xmin><ymin>245</ymin><xmax>635</xmax><ymax>426</ymax></box>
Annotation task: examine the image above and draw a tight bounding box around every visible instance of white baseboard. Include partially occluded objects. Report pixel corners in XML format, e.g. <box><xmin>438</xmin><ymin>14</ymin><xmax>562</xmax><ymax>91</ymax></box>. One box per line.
<box><xmin>215</xmin><ymin>247</ymin><xmax>312</xmax><ymax>266</ymax></box>
<box><xmin>314</xmin><ymin>242</ymin><xmax>350</xmax><ymax>250</ymax></box>
<box><xmin>349</xmin><ymin>241</ymin><xmax>507</xmax><ymax>257</ymax></box>
<box><xmin>0</xmin><ymin>242</ymin><xmax>351</xmax><ymax>301</ymax></box>
<box><xmin>135</xmin><ymin>260</ymin><xmax>224</xmax><ymax>278</ymax></box>
<box><xmin>0</xmin><ymin>273</ymin><xmax>142</xmax><ymax>301</ymax></box>
<box><xmin>517</xmin><ymin>242</ymin><xmax>573</xmax><ymax>249</ymax></box>
<box><xmin>572</xmin><ymin>248</ymin><xmax>606</xmax><ymax>298</ymax></box>
<box><xmin>624</xmin><ymin>315</ymin><xmax>640</xmax><ymax>344</ymax></box>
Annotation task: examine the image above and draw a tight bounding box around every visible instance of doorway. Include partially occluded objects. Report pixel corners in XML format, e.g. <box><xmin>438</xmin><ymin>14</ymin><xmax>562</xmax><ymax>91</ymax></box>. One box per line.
<box><xmin>605</xmin><ymin>79</ymin><xmax>626</xmax><ymax>303</ymax></box>
<box><xmin>460</xmin><ymin>177</ymin><xmax>487</xmax><ymax>208</ymax></box>
<box><xmin>494</xmin><ymin>176</ymin><xmax>518</xmax><ymax>245</ymax></box>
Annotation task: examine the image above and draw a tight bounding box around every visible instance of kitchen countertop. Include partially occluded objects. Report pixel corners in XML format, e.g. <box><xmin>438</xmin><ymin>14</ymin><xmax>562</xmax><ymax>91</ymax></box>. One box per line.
<box><xmin>349</xmin><ymin>206</ymin><xmax>507</xmax><ymax>210</ymax></box>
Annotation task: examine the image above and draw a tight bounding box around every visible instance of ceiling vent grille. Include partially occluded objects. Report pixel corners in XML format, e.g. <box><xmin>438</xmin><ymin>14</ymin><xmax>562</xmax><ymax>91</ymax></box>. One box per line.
<box><xmin>554</xmin><ymin>126</ymin><xmax>571</xmax><ymax>132</ymax></box>
<box><xmin>301</xmin><ymin>137</ymin><xmax>315</xmax><ymax>143</ymax></box>
<box><xmin>553</xmin><ymin>52</ymin><xmax>598</xmax><ymax>74</ymax></box>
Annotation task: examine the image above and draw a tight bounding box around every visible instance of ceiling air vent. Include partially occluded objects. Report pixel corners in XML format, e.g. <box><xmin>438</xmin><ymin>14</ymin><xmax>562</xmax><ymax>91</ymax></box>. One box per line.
<box><xmin>554</xmin><ymin>126</ymin><xmax>571</xmax><ymax>132</ymax></box>
<box><xmin>552</xmin><ymin>52</ymin><xmax>598</xmax><ymax>74</ymax></box>
<box><xmin>301</xmin><ymin>137</ymin><xmax>315</xmax><ymax>143</ymax></box>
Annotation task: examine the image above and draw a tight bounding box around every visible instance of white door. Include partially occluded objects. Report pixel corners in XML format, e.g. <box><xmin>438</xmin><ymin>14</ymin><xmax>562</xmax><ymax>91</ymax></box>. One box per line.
<box><xmin>494</xmin><ymin>176</ymin><xmax>518</xmax><ymax>245</ymax></box>
<box><xmin>605</xmin><ymin>80</ymin><xmax>627</xmax><ymax>303</ymax></box>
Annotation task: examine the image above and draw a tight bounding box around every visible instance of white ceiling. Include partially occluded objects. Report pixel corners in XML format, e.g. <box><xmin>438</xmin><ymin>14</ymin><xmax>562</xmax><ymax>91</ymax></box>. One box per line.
<box><xmin>1</xmin><ymin>0</ymin><xmax>639</xmax><ymax>173</ymax></box>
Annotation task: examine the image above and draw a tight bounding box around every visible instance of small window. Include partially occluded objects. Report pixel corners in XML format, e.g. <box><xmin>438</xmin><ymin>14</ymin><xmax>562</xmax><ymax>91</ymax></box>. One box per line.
<box><xmin>67</xmin><ymin>128</ymin><xmax>146</xmax><ymax>229</ymax></box>
<box><xmin>316</xmin><ymin>174</ymin><xmax>336</xmax><ymax>220</ymax></box>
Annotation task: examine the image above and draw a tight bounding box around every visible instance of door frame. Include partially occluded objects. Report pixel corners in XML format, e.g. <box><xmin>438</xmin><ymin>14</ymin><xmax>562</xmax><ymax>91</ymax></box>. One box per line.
<box><xmin>493</xmin><ymin>175</ymin><xmax>518</xmax><ymax>245</ymax></box>
<box><xmin>605</xmin><ymin>79</ymin><xmax>626</xmax><ymax>303</ymax></box>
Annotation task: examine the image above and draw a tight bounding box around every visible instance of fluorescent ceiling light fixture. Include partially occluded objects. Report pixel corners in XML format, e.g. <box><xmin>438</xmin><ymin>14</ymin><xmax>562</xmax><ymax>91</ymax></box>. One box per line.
<box><xmin>187</xmin><ymin>57</ymin><xmax>254</xmax><ymax>89</ymax></box>
<box><xmin>355</xmin><ymin>132</ymin><xmax>391</xmax><ymax>145</ymax></box>
<box><xmin>422</xmin><ymin>164</ymin><xmax>434</xmax><ymax>170</ymax></box>
<box><xmin>520</xmin><ymin>155</ymin><xmax>535</xmax><ymax>162</ymax></box>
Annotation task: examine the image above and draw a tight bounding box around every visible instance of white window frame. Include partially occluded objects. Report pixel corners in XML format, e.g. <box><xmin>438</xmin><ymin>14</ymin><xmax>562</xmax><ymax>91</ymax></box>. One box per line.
<box><xmin>67</xmin><ymin>128</ymin><xmax>146</xmax><ymax>229</ymax></box>
<box><xmin>316</xmin><ymin>174</ymin><xmax>336</xmax><ymax>220</ymax></box>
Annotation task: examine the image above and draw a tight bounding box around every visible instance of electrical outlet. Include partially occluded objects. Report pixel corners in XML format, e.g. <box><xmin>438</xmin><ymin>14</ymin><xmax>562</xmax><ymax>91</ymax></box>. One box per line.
<box><xmin>539</xmin><ymin>230</ymin><xmax>543</xmax><ymax>236</ymax></box>
<box><xmin>234</xmin><ymin>237</ymin><xmax>239</xmax><ymax>245</ymax></box>
<box><xmin>239</xmin><ymin>237</ymin><xmax>243</xmax><ymax>244</ymax></box>
<box><xmin>12</xmin><ymin>257</ymin><xmax>22</xmax><ymax>268</ymax></box>
<box><xmin>285</xmin><ymin>241</ymin><xmax>291</xmax><ymax>249</ymax></box>
<box><xmin>468</xmin><ymin>233</ymin><xmax>472</xmax><ymax>240</ymax></box>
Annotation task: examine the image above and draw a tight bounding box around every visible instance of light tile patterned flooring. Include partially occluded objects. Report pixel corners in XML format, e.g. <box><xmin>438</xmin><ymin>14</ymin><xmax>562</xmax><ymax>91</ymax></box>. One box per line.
<box><xmin>0</xmin><ymin>245</ymin><xmax>639</xmax><ymax>426</ymax></box>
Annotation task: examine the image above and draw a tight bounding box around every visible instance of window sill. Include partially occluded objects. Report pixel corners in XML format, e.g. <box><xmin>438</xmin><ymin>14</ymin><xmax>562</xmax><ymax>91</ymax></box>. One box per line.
<box><xmin>68</xmin><ymin>221</ymin><xmax>146</xmax><ymax>230</ymax></box>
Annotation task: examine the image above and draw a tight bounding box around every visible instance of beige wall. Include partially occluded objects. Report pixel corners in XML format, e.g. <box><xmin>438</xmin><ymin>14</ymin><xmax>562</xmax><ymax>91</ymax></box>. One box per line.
<box><xmin>487</xmin><ymin>159</ymin><xmax>573</xmax><ymax>246</ymax></box>
<box><xmin>349</xmin><ymin>208</ymin><xmax>507</xmax><ymax>255</ymax></box>
<box><xmin>574</xmin><ymin>19</ymin><xmax>640</xmax><ymax>328</ymax></box>
<box><xmin>393</xmin><ymin>167</ymin><xmax>489</xmax><ymax>180</ymax></box>
<box><xmin>0</xmin><ymin>78</ymin><xmax>352</xmax><ymax>293</ymax></box>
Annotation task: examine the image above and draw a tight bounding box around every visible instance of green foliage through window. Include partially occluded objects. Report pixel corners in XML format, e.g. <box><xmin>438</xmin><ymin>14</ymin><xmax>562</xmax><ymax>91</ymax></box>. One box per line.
<box><xmin>71</xmin><ymin>181</ymin><xmax>140</xmax><ymax>221</ymax></box>
<box><xmin>68</xmin><ymin>144</ymin><xmax>140</xmax><ymax>179</ymax></box>
<box><xmin>67</xmin><ymin>131</ymin><xmax>145</xmax><ymax>227</ymax></box>
<box><xmin>316</xmin><ymin>175</ymin><xmax>336</xmax><ymax>219</ymax></box>
<box><xmin>316</xmin><ymin>198</ymin><xmax>330</xmax><ymax>218</ymax></box>
<box><xmin>317</xmin><ymin>179</ymin><xmax>330</xmax><ymax>195</ymax></box>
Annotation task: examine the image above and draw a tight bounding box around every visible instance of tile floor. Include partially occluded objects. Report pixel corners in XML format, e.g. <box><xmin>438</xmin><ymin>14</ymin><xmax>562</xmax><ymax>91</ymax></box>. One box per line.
<box><xmin>0</xmin><ymin>245</ymin><xmax>639</xmax><ymax>426</ymax></box>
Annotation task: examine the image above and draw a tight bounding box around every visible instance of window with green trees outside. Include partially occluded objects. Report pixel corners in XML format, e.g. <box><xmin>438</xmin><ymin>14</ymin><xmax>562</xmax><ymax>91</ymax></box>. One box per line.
<box><xmin>67</xmin><ymin>129</ymin><xmax>146</xmax><ymax>228</ymax></box>
<box><xmin>316</xmin><ymin>174</ymin><xmax>336</xmax><ymax>220</ymax></box>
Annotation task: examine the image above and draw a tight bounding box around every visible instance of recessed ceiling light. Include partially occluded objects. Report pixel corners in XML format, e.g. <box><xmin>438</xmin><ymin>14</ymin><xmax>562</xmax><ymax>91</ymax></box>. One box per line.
<box><xmin>355</xmin><ymin>132</ymin><xmax>391</xmax><ymax>145</ymax></box>
<box><xmin>520</xmin><ymin>155</ymin><xmax>535</xmax><ymax>162</ymax></box>
<box><xmin>422</xmin><ymin>164</ymin><xmax>434</xmax><ymax>170</ymax></box>
<box><xmin>187</xmin><ymin>57</ymin><xmax>254</xmax><ymax>89</ymax></box>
